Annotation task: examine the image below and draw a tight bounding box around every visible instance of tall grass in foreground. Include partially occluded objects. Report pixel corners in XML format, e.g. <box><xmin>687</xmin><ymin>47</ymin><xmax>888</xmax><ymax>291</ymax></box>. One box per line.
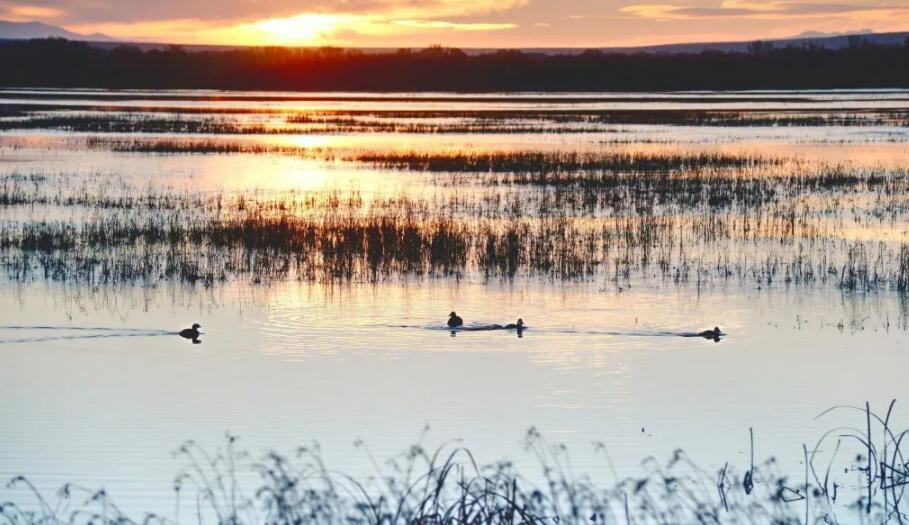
<box><xmin>1</xmin><ymin>401</ymin><xmax>907</xmax><ymax>524</ymax></box>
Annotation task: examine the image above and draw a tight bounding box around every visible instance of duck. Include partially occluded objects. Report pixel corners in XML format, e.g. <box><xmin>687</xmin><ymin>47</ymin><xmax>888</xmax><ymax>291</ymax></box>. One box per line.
<box><xmin>698</xmin><ymin>326</ymin><xmax>721</xmax><ymax>340</ymax></box>
<box><xmin>447</xmin><ymin>312</ymin><xmax>464</xmax><ymax>328</ymax></box>
<box><xmin>179</xmin><ymin>323</ymin><xmax>202</xmax><ymax>340</ymax></box>
<box><xmin>504</xmin><ymin>318</ymin><xmax>525</xmax><ymax>330</ymax></box>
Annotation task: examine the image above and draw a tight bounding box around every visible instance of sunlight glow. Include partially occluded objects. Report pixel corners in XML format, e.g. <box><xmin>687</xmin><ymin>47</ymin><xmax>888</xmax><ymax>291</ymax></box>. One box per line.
<box><xmin>250</xmin><ymin>14</ymin><xmax>351</xmax><ymax>45</ymax></box>
<box><xmin>392</xmin><ymin>20</ymin><xmax>517</xmax><ymax>31</ymax></box>
<box><xmin>54</xmin><ymin>0</ymin><xmax>909</xmax><ymax>48</ymax></box>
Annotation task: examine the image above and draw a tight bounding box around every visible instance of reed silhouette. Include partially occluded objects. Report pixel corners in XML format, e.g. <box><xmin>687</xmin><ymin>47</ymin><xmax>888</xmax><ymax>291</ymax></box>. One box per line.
<box><xmin>3</xmin><ymin>162</ymin><xmax>909</xmax><ymax>293</ymax></box>
<box><xmin>2</xmin><ymin>401</ymin><xmax>906</xmax><ymax>524</ymax></box>
<box><xmin>7</xmin><ymin>109</ymin><xmax>903</xmax><ymax>136</ymax></box>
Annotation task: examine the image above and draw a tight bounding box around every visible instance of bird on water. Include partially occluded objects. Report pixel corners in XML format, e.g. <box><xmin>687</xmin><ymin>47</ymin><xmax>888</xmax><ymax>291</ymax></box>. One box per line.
<box><xmin>699</xmin><ymin>326</ymin><xmax>721</xmax><ymax>341</ymax></box>
<box><xmin>504</xmin><ymin>318</ymin><xmax>525</xmax><ymax>330</ymax></box>
<box><xmin>179</xmin><ymin>323</ymin><xmax>202</xmax><ymax>340</ymax></box>
<box><xmin>447</xmin><ymin>312</ymin><xmax>463</xmax><ymax>328</ymax></box>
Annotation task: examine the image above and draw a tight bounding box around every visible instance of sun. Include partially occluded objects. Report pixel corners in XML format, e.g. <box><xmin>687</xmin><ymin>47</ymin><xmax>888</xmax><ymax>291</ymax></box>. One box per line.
<box><xmin>247</xmin><ymin>14</ymin><xmax>349</xmax><ymax>45</ymax></box>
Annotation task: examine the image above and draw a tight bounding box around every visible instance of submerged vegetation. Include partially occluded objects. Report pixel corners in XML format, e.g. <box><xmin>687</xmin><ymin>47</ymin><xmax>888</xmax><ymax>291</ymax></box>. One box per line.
<box><xmin>2</xmin><ymin>401</ymin><xmax>907</xmax><ymax>524</ymax></box>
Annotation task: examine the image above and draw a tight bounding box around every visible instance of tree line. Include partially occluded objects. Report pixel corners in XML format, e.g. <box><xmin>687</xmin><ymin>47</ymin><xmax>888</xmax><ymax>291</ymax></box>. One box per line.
<box><xmin>1</xmin><ymin>38</ymin><xmax>908</xmax><ymax>91</ymax></box>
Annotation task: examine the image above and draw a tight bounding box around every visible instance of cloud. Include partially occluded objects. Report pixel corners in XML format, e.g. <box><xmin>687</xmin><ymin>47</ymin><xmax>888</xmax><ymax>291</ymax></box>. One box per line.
<box><xmin>21</xmin><ymin>0</ymin><xmax>526</xmax><ymax>45</ymax></box>
<box><xmin>392</xmin><ymin>19</ymin><xmax>517</xmax><ymax>31</ymax></box>
<box><xmin>0</xmin><ymin>1</ymin><xmax>65</xmax><ymax>20</ymax></box>
<box><xmin>65</xmin><ymin>8</ymin><xmax>521</xmax><ymax>45</ymax></box>
<box><xmin>8</xmin><ymin>0</ymin><xmax>527</xmax><ymax>24</ymax></box>
<box><xmin>9</xmin><ymin>0</ymin><xmax>907</xmax><ymax>47</ymax></box>
<box><xmin>619</xmin><ymin>1</ymin><xmax>909</xmax><ymax>20</ymax></box>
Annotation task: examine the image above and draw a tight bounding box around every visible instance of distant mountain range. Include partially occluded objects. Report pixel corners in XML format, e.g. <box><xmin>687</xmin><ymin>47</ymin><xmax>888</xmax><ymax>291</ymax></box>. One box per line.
<box><xmin>0</xmin><ymin>18</ymin><xmax>906</xmax><ymax>55</ymax></box>
<box><xmin>0</xmin><ymin>20</ymin><xmax>113</xmax><ymax>41</ymax></box>
<box><xmin>571</xmin><ymin>30</ymin><xmax>909</xmax><ymax>55</ymax></box>
<box><xmin>790</xmin><ymin>29</ymin><xmax>874</xmax><ymax>39</ymax></box>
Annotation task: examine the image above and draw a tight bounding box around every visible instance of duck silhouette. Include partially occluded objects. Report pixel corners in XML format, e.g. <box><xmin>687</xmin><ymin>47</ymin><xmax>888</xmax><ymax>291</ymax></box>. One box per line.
<box><xmin>698</xmin><ymin>326</ymin><xmax>721</xmax><ymax>341</ymax></box>
<box><xmin>504</xmin><ymin>318</ymin><xmax>525</xmax><ymax>330</ymax></box>
<box><xmin>179</xmin><ymin>323</ymin><xmax>202</xmax><ymax>343</ymax></box>
<box><xmin>447</xmin><ymin>312</ymin><xmax>463</xmax><ymax>328</ymax></box>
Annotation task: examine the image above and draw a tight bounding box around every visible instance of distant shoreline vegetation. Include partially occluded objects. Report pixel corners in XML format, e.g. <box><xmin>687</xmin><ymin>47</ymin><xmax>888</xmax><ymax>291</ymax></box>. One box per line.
<box><xmin>1</xmin><ymin>38</ymin><xmax>908</xmax><ymax>91</ymax></box>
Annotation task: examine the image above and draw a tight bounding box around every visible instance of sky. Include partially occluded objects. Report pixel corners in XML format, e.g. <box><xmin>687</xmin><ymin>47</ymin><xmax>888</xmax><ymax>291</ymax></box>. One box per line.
<box><xmin>1</xmin><ymin>0</ymin><xmax>908</xmax><ymax>47</ymax></box>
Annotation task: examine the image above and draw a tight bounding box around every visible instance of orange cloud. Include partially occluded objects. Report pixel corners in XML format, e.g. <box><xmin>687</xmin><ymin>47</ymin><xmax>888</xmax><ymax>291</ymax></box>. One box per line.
<box><xmin>69</xmin><ymin>13</ymin><xmax>521</xmax><ymax>45</ymax></box>
<box><xmin>392</xmin><ymin>19</ymin><xmax>517</xmax><ymax>31</ymax></box>
<box><xmin>620</xmin><ymin>1</ymin><xmax>909</xmax><ymax>21</ymax></box>
<box><xmin>619</xmin><ymin>4</ymin><xmax>687</xmax><ymax>21</ymax></box>
<box><xmin>19</xmin><ymin>0</ymin><xmax>909</xmax><ymax>48</ymax></box>
<box><xmin>62</xmin><ymin>0</ymin><xmax>527</xmax><ymax>45</ymax></box>
<box><xmin>0</xmin><ymin>2</ymin><xmax>66</xmax><ymax>20</ymax></box>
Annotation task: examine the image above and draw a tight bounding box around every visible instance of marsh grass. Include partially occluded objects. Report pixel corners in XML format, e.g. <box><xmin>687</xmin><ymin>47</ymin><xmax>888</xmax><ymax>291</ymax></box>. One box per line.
<box><xmin>284</xmin><ymin>109</ymin><xmax>909</xmax><ymax>127</ymax></box>
<box><xmin>3</xmin><ymin>135</ymin><xmax>909</xmax><ymax>292</ymax></box>
<box><xmin>0</xmin><ymin>115</ymin><xmax>273</xmax><ymax>135</ymax></box>
<box><xmin>352</xmin><ymin>151</ymin><xmax>771</xmax><ymax>173</ymax></box>
<box><xmin>83</xmin><ymin>139</ymin><xmax>776</xmax><ymax>171</ymax></box>
<box><xmin>2</xmin><ymin>151</ymin><xmax>909</xmax><ymax>291</ymax></box>
<box><xmin>2</xmin><ymin>401</ymin><xmax>907</xmax><ymax>525</ymax></box>
<box><xmin>3</xmin><ymin>106</ymin><xmax>907</xmax><ymax>136</ymax></box>
<box><xmin>1</xmin><ymin>178</ymin><xmax>908</xmax><ymax>291</ymax></box>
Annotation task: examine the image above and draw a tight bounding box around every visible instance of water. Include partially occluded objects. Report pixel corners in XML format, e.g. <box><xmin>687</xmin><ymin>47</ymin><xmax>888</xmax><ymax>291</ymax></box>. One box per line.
<box><xmin>0</xmin><ymin>89</ymin><xmax>907</xmax><ymax>520</ymax></box>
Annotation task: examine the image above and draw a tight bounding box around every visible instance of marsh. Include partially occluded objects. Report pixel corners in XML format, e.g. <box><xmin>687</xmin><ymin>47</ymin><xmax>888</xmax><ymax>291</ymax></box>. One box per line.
<box><xmin>0</xmin><ymin>88</ymin><xmax>907</xmax><ymax>522</ymax></box>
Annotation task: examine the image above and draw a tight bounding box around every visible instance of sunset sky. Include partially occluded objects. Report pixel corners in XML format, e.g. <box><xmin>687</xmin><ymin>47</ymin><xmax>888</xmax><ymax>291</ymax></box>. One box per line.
<box><xmin>1</xmin><ymin>0</ymin><xmax>907</xmax><ymax>47</ymax></box>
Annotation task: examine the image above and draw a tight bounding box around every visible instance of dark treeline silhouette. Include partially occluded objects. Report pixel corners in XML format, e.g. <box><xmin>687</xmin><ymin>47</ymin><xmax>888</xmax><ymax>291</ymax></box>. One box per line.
<box><xmin>1</xmin><ymin>38</ymin><xmax>908</xmax><ymax>91</ymax></box>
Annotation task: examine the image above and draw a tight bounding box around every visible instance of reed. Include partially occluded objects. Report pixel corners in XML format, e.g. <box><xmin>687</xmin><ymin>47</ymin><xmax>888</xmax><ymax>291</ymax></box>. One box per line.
<box><xmin>4</xmin><ymin>107</ymin><xmax>907</xmax><ymax>137</ymax></box>
<box><xmin>1</xmin><ymin>115</ymin><xmax>906</xmax><ymax>293</ymax></box>
<box><xmin>2</xmin><ymin>186</ymin><xmax>908</xmax><ymax>292</ymax></box>
<box><xmin>2</xmin><ymin>401</ymin><xmax>906</xmax><ymax>525</ymax></box>
<box><xmin>83</xmin><ymin>141</ymin><xmax>777</xmax><ymax>172</ymax></box>
<box><xmin>353</xmin><ymin>150</ymin><xmax>770</xmax><ymax>173</ymax></box>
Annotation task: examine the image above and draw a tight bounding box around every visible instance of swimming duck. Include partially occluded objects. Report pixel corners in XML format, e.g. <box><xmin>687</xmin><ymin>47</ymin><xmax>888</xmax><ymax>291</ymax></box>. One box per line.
<box><xmin>447</xmin><ymin>312</ymin><xmax>464</xmax><ymax>328</ymax></box>
<box><xmin>179</xmin><ymin>323</ymin><xmax>202</xmax><ymax>340</ymax></box>
<box><xmin>504</xmin><ymin>318</ymin><xmax>525</xmax><ymax>330</ymax></box>
<box><xmin>698</xmin><ymin>326</ymin><xmax>721</xmax><ymax>340</ymax></box>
